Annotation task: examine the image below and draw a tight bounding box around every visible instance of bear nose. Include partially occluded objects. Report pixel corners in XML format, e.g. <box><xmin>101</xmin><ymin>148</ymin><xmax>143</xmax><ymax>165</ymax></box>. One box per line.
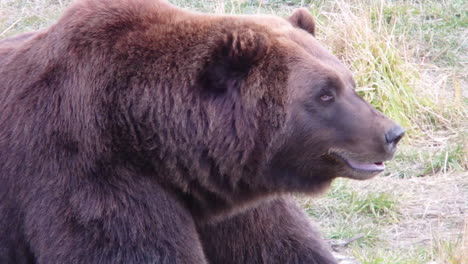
<box><xmin>385</xmin><ymin>125</ymin><xmax>405</xmax><ymax>146</ymax></box>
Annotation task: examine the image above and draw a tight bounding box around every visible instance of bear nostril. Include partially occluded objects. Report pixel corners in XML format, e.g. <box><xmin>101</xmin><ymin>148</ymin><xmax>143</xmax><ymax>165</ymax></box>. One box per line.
<box><xmin>385</xmin><ymin>125</ymin><xmax>405</xmax><ymax>145</ymax></box>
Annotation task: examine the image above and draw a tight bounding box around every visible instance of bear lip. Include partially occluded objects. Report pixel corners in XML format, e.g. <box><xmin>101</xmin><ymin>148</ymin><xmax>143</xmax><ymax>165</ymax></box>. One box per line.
<box><xmin>328</xmin><ymin>151</ymin><xmax>386</xmax><ymax>179</ymax></box>
<box><xmin>346</xmin><ymin>159</ymin><xmax>385</xmax><ymax>172</ymax></box>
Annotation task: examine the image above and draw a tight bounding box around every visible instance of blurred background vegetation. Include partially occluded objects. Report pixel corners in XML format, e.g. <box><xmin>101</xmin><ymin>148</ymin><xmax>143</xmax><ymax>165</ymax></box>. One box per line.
<box><xmin>1</xmin><ymin>0</ymin><xmax>466</xmax><ymax>263</ymax></box>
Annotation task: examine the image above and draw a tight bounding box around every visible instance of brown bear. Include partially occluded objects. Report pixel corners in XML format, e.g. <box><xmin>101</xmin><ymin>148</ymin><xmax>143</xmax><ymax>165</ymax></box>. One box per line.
<box><xmin>0</xmin><ymin>0</ymin><xmax>405</xmax><ymax>263</ymax></box>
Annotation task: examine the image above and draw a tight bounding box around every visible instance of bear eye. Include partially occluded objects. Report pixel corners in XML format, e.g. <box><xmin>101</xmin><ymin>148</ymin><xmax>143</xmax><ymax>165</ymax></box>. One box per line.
<box><xmin>320</xmin><ymin>94</ymin><xmax>334</xmax><ymax>102</ymax></box>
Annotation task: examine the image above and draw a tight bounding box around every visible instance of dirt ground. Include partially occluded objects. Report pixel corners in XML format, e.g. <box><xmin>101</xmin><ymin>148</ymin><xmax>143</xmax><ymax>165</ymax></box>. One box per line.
<box><xmin>332</xmin><ymin>171</ymin><xmax>467</xmax><ymax>264</ymax></box>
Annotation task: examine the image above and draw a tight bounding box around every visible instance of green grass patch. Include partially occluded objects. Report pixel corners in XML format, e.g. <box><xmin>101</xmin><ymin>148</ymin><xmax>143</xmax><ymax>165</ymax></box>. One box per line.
<box><xmin>309</xmin><ymin>179</ymin><xmax>399</xmax><ymax>220</ymax></box>
<box><xmin>386</xmin><ymin>132</ymin><xmax>467</xmax><ymax>178</ymax></box>
<box><xmin>351</xmin><ymin>246</ymin><xmax>432</xmax><ymax>264</ymax></box>
<box><xmin>305</xmin><ymin>179</ymin><xmax>400</xmax><ymax>248</ymax></box>
<box><xmin>423</xmin><ymin>142</ymin><xmax>467</xmax><ymax>175</ymax></box>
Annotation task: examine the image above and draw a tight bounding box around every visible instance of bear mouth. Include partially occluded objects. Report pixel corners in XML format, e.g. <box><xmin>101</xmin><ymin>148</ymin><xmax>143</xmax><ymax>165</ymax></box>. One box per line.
<box><xmin>346</xmin><ymin>158</ymin><xmax>385</xmax><ymax>172</ymax></box>
<box><xmin>328</xmin><ymin>151</ymin><xmax>385</xmax><ymax>180</ymax></box>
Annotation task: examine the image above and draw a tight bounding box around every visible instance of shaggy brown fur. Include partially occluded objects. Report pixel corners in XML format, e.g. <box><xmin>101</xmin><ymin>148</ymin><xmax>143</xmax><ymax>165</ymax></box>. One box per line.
<box><xmin>0</xmin><ymin>0</ymin><xmax>404</xmax><ymax>263</ymax></box>
<box><xmin>198</xmin><ymin>197</ymin><xmax>337</xmax><ymax>263</ymax></box>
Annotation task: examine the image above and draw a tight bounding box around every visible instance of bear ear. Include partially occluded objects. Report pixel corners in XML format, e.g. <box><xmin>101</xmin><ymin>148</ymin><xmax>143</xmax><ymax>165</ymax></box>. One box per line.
<box><xmin>200</xmin><ymin>29</ymin><xmax>270</xmax><ymax>95</ymax></box>
<box><xmin>288</xmin><ymin>8</ymin><xmax>316</xmax><ymax>36</ymax></box>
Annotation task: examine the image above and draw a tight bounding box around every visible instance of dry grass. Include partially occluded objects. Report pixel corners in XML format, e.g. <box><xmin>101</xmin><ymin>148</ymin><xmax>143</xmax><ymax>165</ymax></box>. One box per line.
<box><xmin>302</xmin><ymin>172</ymin><xmax>467</xmax><ymax>264</ymax></box>
<box><xmin>0</xmin><ymin>0</ymin><xmax>71</xmax><ymax>37</ymax></box>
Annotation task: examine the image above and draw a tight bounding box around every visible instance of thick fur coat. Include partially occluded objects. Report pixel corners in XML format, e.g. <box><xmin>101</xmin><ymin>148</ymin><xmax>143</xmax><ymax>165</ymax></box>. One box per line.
<box><xmin>0</xmin><ymin>0</ymin><xmax>403</xmax><ymax>263</ymax></box>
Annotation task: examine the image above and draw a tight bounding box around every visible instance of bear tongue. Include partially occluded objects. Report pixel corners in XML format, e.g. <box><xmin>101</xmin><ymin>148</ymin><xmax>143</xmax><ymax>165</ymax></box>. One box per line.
<box><xmin>347</xmin><ymin>159</ymin><xmax>385</xmax><ymax>171</ymax></box>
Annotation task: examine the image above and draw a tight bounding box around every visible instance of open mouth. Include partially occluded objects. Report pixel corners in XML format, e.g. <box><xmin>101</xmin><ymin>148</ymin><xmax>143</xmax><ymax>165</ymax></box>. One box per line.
<box><xmin>328</xmin><ymin>151</ymin><xmax>386</xmax><ymax>179</ymax></box>
<box><xmin>346</xmin><ymin>159</ymin><xmax>385</xmax><ymax>172</ymax></box>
